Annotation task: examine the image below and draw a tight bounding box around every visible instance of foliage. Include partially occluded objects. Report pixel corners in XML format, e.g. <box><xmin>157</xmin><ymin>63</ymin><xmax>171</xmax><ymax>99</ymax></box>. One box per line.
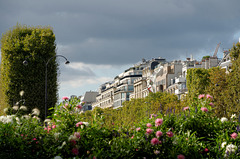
<box><xmin>186</xmin><ymin>68</ymin><xmax>210</xmax><ymax>102</ymax></box>
<box><xmin>206</xmin><ymin>67</ymin><xmax>229</xmax><ymax>117</ymax></box>
<box><xmin>202</xmin><ymin>55</ymin><xmax>210</xmax><ymax>60</ymax></box>
<box><xmin>78</xmin><ymin>92</ymin><xmax>181</xmax><ymax>129</ymax></box>
<box><xmin>0</xmin><ymin>24</ymin><xmax>58</xmax><ymax>119</ymax></box>
<box><xmin>1</xmin><ymin>95</ymin><xmax>240</xmax><ymax>158</ymax></box>
<box><xmin>224</xmin><ymin>42</ymin><xmax>240</xmax><ymax>117</ymax></box>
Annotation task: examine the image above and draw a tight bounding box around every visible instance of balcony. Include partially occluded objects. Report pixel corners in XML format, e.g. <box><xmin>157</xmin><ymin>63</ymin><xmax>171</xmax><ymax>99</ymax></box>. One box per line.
<box><xmin>175</xmin><ymin>88</ymin><xmax>188</xmax><ymax>95</ymax></box>
<box><xmin>175</xmin><ymin>77</ymin><xmax>186</xmax><ymax>84</ymax></box>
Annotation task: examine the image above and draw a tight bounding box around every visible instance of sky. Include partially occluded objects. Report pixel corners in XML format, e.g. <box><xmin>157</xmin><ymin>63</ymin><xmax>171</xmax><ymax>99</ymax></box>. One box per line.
<box><xmin>1</xmin><ymin>0</ymin><xmax>240</xmax><ymax>100</ymax></box>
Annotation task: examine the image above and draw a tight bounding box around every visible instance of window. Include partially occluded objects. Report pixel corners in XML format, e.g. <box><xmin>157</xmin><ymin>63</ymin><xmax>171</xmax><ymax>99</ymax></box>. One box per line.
<box><xmin>128</xmin><ymin>85</ymin><xmax>134</xmax><ymax>91</ymax></box>
<box><xmin>121</xmin><ymin>93</ymin><xmax>125</xmax><ymax>99</ymax></box>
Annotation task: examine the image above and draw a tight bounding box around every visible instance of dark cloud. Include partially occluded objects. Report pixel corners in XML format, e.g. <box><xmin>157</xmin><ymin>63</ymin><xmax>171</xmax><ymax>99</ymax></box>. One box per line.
<box><xmin>1</xmin><ymin>0</ymin><xmax>240</xmax><ymax>96</ymax></box>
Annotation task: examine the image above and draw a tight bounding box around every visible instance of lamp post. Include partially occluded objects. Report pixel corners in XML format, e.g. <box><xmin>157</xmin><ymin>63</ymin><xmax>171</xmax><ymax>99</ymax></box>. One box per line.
<box><xmin>23</xmin><ymin>55</ymin><xmax>70</xmax><ymax>119</ymax></box>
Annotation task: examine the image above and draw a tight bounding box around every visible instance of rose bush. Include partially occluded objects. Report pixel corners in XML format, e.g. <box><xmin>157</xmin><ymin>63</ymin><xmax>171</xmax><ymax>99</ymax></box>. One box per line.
<box><xmin>0</xmin><ymin>95</ymin><xmax>240</xmax><ymax>158</ymax></box>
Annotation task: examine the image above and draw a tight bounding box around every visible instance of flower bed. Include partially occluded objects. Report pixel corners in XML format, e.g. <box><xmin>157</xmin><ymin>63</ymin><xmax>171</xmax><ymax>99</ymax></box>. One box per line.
<box><xmin>0</xmin><ymin>95</ymin><xmax>240</xmax><ymax>158</ymax></box>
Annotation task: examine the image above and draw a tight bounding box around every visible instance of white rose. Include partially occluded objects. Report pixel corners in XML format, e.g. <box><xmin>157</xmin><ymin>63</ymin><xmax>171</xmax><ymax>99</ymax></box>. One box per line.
<box><xmin>221</xmin><ymin>117</ymin><xmax>228</xmax><ymax>123</ymax></box>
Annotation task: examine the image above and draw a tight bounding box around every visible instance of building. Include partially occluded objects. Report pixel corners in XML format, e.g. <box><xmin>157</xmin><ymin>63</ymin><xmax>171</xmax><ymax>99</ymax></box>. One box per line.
<box><xmin>218</xmin><ymin>50</ymin><xmax>232</xmax><ymax>72</ymax></box>
<box><xmin>113</xmin><ymin>63</ymin><xmax>146</xmax><ymax>108</ymax></box>
<box><xmin>80</xmin><ymin>91</ymin><xmax>98</xmax><ymax>112</ymax></box>
<box><xmin>131</xmin><ymin>57</ymin><xmax>167</xmax><ymax>99</ymax></box>
<box><xmin>92</xmin><ymin>81</ymin><xmax>115</xmax><ymax>109</ymax></box>
<box><xmin>155</xmin><ymin>60</ymin><xmax>183</xmax><ymax>93</ymax></box>
<box><xmin>93</xmin><ymin>59</ymin><xmax>149</xmax><ymax>109</ymax></box>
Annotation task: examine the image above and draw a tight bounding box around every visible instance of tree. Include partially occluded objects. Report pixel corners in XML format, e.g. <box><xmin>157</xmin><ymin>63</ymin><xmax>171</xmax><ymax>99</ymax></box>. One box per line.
<box><xmin>224</xmin><ymin>42</ymin><xmax>240</xmax><ymax>117</ymax></box>
<box><xmin>206</xmin><ymin>67</ymin><xmax>228</xmax><ymax>117</ymax></box>
<box><xmin>0</xmin><ymin>24</ymin><xmax>58</xmax><ymax>119</ymax></box>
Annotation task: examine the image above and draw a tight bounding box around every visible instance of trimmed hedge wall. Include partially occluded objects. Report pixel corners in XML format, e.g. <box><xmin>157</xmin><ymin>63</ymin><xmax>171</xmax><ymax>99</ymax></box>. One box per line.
<box><xmin>0</xmin><ymin>24</ymin><xmax>58</xmax><ymax>119</ymax></box>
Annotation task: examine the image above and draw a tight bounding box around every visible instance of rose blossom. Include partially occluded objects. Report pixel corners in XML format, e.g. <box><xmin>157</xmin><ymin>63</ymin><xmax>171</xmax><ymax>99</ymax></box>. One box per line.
<box><xmin>62</xmin><ymin>96</ymin><xmax>69</xmax><ymax>100</ymax></box>
<box><xmin>151</xmin><ymin>138</ymin><xmax>159</xmax><ymax>145</ymax></box>
<box><xmin>177</xmin><ymin>154</ymin><xmax>185</xmax><ymax>159</ymax></box>
<box><xmin>231</xmin><ymin>132</ymin><xmax>238</xmax><ymax>139</ymax></box>
<box><xmin>155</xmin><ymin>118</ymin><xmax>163</xmax><ymax>127</ymax></box>
<box><xmin>209</xmin><ymin>102</ymin><xmax>214</xmax><ymax>107</ymax></box>
<box><xmin>198</xmin><ymin>94</ymin><xmax>205</xmax><ymax>99</ymax></box>
<box><xmin>183</xmin><ymin>107</ymin><xmax>189</xmax><ymax>111</ymax></box>
<box><xmin>72</xmin><ymin>148</ymin><xmax>79</xmax><ymax>155</ymax></box>
<box><xmin>150</xmin><ymin>114</ymin><xmax>157</xmax><ymax>118</ymax></box>
<box><xmin>201</xmin><ymin>107</ymin><xmax>208</xmax><ymax>112</ymax></box>
<box><xmin>76</xmin><ymin>105</ymin><xmax>82</xmax><ymax>109</ymax></box>
<box><xmin>156</xmin><ymin>131</ymin><xmax>163</xmax><ymax>138</ymax></box>
<box><xmin>146</xmin><ymin>123</ymin><xmax>152</xmax><ymax>127</ymax></box>
<box><xmin>146</xmin><ymin>128</ymin><xmax>154</xmax><ymax>135</ymax></box>
<box><xmin>206</xmin><ymin>94</ymin><xmax>213</xmax><ymax>100</ymax></box>
<box><xmin>76</xmin><ymin>122</ymin><xmax>83</xmax><ymax>127</ymax></box>
<box><xmin>221</xmin><ymin>117</ymin><xmax>228</xmax><ymax>123</ymax></box>
<box><xmin>136</xmin><ymin>127</ymin><xmax>141</xmax><ymax>131</ymax></box>
<box><xmin>166</xmin><ymin>131</ymin><xmax>174</xmax><ymax>137</ymax></box>
<box><xmin>70</xmin><ymin>139</ymin><xmax>77</xmax><ymax>146</ymax></box>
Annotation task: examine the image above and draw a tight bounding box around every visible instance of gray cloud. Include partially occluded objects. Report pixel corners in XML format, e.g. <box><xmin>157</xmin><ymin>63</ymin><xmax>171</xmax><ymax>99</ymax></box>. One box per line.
<box><xmin>1</xmin><ymin>0</ymin><xmax>240</xmax><ymax>96</ymax></box>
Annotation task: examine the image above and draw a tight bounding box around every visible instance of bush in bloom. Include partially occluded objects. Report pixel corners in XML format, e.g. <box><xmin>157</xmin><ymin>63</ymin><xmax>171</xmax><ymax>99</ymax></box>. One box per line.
<box><xmin>1</xmin><ymin>94</ymin><xmax>240</xmax><ymax>158</ymax></box>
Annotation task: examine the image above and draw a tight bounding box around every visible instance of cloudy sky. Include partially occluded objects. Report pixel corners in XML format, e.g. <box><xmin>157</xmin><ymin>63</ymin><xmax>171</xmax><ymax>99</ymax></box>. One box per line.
<box><xmin>1</xmin><ymin>0</ymin><xmax>240</xmax><ymax>99</ymax></box>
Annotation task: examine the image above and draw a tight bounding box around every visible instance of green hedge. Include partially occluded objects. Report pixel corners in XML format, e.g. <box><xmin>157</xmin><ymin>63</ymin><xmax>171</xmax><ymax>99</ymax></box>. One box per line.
<box><xmin>0</xmin><ymin>24</ymin><xmax>58</xmax><ymax>119</ymax></box>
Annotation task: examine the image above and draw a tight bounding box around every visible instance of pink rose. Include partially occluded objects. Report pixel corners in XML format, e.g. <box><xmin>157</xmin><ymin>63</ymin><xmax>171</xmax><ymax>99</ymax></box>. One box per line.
<box><xmin>155</xmin><ymin>118</ymin><xmax>163</xmax><ymax>127</ymax></box>
<box><xmin>62</xmin><ymin>96</ymin><xmax>69</xmax><ymax>100</ymax></box>
<box><xmin>52</xmin><ymin>125</ymin><xmax>56</xmax><ymax>129</ymax></box>
<box><xmin>72</xmin><ymin>148</ymin><xmax>79</xmax><ymax>155</ymax></box>
<box><xmin>76</xmin><ymin>122</ymin><xmax>83</xmax><ymax>127</ymax></box>
<box><xmin>146</xmin><ymin>128</ymin><xmax>154</xmax><ymax>135</ymax></box>
<box><xmin>177</xmin><ymin>154</ymin><xmax>185</xmax><ymax>159</ymax></box>
<box><xmin>151</xmin><ymin>138</ymin><xmax>159</xmax><ymax>145</ymax></box>
<box><xmin>70</xmin><ymin>139</ymin><xmax>77</xmax><ymax>146</ymax></box>
<box><xmin>136</xmin><ymin>127</ymin><xmax>141</xmax><ymax>131</ymax></box>
<box><xmin>156</xmin><ymin>131</ymin><xmax>163</xmax><ymax>138</ymax></box>
<box><xmin>166</xmin><ymin>131</ymin><xmax>174</xmax><ymax>137</ymax></box>
<box><xmin>150</xmin><ymin>114</ymin><xmax>157</xmax><ymax>118</ymax></box>
<box><xmin>183</xmin><ymin>107</ymin><xmax>189</xmax><ymax>111</ymax></box>
<box><xmin>77</xmin><ymin>105</ymin><xmax>82</xmax><ymax>109</ymax></box>
<box><xmin>146</xmin><ymin>123</ymin><xmax>152</xmax><ymax>127</ymax></box>
<box><xmin>206</xmin><ymin>94</ymin><xmax>213</xmax><ymax>100</ymax></box>
<box><xmin>231</xmin><ymin>132</ymin><xmax>238</xmax><ymax>139</ymax></box>
<box><xmin>201</xmin><ymin>107</ymin><xmax>208</xmax><ymax>112</ymax></box>
<box><xmin>198</xmin><ymin>94</ymin><xmax>205</xmax><ymax>99</ymax></box>
<box><xmin>209</xmin><ymin>102</ymin><xmax>214</xmax><ymax>107</ymax></box>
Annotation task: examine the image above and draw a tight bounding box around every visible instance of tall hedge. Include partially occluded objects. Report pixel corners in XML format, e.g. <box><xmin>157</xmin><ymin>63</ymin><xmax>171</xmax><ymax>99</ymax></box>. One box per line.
<box><xmin>0</xmin><ymin>24</ymin><xmax>58</xmax><ymax>119</ymax></box>
<box><xmin>186</xmin><ymin>68</ymin><xmax>210</xmax><ymax>102</ymax></box>
<box><xmin>224</xmin><ymin>42</ymin><xmax>240</xmax><ymax>117</ymax></box>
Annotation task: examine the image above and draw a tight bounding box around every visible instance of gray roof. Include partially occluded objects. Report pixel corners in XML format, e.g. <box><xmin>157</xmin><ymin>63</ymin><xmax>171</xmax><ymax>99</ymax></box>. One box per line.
<box><xmin>82</xmin><ymin>91</ymin><xmax>98</xmax><ymax>103</ymax></box>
